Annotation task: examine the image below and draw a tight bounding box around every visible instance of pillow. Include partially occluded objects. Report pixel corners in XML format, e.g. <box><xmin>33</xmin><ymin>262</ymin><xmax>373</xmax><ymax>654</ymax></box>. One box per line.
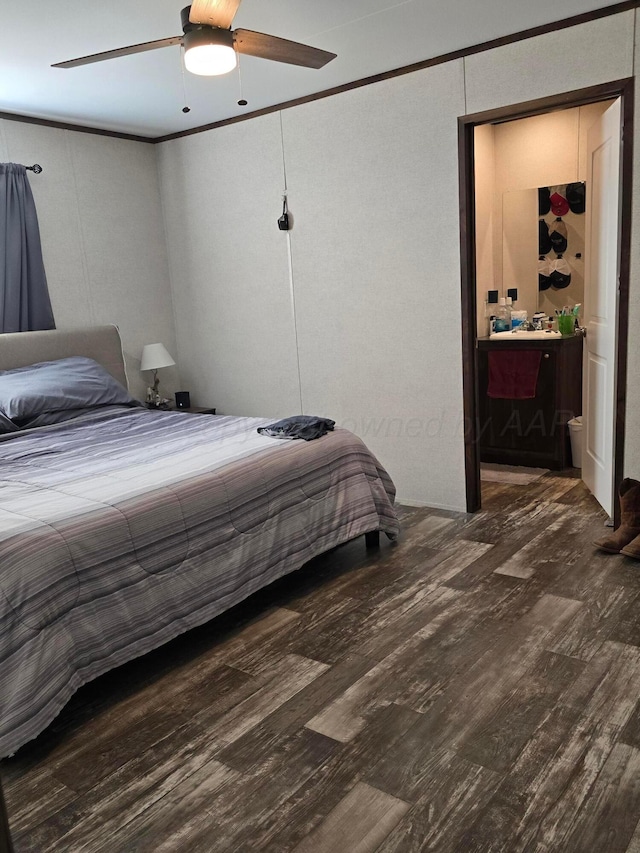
<box><xmin>0</xmin><ymin>356</ymin><xmax>139</xmax><ymax>422</ymax></box>
<box><xmin>15</xmin><ymin>405</ymin><xmax>132</xmax><ymax>430</ymax></box>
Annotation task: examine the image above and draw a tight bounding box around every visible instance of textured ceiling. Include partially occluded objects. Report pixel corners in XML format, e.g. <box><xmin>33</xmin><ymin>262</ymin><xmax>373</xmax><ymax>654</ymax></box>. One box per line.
<box><xmin>0</xmin><ymin>0</ymin><xmax>626</xmax><ymax>138</ymax></box>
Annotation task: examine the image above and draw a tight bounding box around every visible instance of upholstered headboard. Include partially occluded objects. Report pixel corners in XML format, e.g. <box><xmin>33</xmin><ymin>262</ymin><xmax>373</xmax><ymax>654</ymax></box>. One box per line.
<box><xmin>0</xmin><ymin>325</ymin><xmax>129</xmax><ymax>389</ymax></box>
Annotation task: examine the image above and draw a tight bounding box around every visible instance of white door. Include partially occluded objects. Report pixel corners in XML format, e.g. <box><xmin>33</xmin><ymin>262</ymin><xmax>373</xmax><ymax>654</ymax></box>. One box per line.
<box><xmin>582</xmin><ymin>98</ymin><xmax>622</xmax><ymax>518</ymax></box>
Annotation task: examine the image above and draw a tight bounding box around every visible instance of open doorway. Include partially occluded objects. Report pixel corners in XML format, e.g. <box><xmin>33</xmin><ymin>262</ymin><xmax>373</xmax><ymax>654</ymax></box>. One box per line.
<box><xmin>458</xmin><ymin>79</ymin><xmax>634</xmax><ymax>525</ymax></box>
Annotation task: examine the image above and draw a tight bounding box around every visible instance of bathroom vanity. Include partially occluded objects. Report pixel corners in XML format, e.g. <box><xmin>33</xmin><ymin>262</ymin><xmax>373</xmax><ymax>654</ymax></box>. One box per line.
<box><xmin>477</xmin><ymin>333</ymin><xmax>583</xmax><ymax>469</ymax></box>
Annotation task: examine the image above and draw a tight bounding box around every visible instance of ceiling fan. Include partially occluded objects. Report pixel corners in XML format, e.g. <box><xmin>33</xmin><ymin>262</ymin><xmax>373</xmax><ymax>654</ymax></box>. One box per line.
<box><xmin>52</xmin><ymin>0</ymin><xmax>337</xmax><ymax>77</ymax></box>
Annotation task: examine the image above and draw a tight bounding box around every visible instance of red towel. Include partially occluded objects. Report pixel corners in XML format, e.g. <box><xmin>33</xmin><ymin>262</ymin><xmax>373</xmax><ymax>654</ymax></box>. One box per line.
<box><xmin>487</xmin><ymin>350</ymin><xmax>542</xmax><ymax>399</ymax></box>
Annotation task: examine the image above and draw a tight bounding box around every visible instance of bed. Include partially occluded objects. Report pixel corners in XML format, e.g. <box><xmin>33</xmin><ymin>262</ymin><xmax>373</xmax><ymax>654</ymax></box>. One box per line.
<box><xmin>0</xmin><ymin>325</ymin><xmax>399</xmax><ymax>757</ymax></box>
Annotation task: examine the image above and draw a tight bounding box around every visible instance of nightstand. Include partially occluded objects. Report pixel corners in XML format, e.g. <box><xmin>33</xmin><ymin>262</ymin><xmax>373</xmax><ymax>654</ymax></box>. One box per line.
<box><xmin>174</xmin><ymin>406</ymin><xmax>216</xmax><ymax>415</ymax></box>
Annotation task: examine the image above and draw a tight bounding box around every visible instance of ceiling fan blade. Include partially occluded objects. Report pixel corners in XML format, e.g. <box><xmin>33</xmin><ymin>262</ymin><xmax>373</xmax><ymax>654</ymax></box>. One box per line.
<box><xmin>189</xmin><ymin>0</ymin><xmax>242</xmax><ymax>29</ymax></box>
<box><xmin>233</xmin><ymin>30</ymin><xmax>336</xmax><ymax>69</ymax></box>
<box><xmin>52</xmin><ymin>36</ymin><xmax>183</xmax><ymax>69</ymax></box>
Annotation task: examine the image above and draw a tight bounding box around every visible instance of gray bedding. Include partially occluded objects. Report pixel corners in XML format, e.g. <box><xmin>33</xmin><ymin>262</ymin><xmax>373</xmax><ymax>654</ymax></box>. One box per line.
<box><xmin>0</xmin><ymin>407</ymin><xmax>398</xmax><ymax>757</ymax></box>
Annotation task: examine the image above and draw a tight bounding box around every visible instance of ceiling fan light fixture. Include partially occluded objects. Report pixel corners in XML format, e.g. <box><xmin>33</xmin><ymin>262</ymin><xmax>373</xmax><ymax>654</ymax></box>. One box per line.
<box><xmin>183</xmin><ymin>27</ymin><xmax>237</xmax><ymax>76</ymax></box>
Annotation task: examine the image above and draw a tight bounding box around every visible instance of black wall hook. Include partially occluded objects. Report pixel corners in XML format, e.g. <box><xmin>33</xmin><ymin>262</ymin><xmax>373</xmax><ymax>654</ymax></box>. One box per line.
<box><xmin>278</xmin><ymin>196</ymin><xmax>290</xmax><ymax>231</ymax></box>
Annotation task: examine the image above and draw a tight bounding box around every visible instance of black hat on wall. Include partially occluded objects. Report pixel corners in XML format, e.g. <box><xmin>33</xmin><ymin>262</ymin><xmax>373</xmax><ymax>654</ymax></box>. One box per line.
<box><xmin>538</xmin><ymin>187</ymin><xmax>551</xmax><ymax>216</ymax></box>
<box><xmin>538</xmin><ymin>255</ymin><xmax>552</xmax><ymax>291</ymax></box>
<box><xmin>549</xmin><ymin>218</ymin><xmax>568</xmax><ymax>254</ymax></box>
<box><xmin>550</xmin><ymin>255</ymin><xmax>572</xmax><ymax>289</ymax></box>
<box><xmin>566</xmin><ymin>181</ymin><xmax>586</xmax><ymax>214</ymax></box>
<box><xmin>539</xmin><ymin>219</ymin><xmax>552</xmax><ymax>255</ymax></box>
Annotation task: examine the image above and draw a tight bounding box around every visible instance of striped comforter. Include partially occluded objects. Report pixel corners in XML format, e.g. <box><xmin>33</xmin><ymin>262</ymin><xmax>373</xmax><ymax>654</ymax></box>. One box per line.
<box><xmin>0</xmin><ymin>408</ymin><xmax>398</xmax><ymax>757</ymax></box>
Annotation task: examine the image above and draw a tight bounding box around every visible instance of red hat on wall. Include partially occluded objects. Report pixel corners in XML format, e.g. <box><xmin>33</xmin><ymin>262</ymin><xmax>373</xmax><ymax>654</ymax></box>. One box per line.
<box><xmin>549</xmin><ymin>191</ymin><xmax>570</xmax><ymax>217</ymax></box>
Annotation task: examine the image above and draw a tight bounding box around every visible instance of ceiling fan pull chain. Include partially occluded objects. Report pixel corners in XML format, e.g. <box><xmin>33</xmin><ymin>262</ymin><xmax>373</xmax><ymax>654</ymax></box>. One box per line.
<box><xmin>180</xmin><ymin>46</ymin><xmax>191</xmax><ymax>113</ymax></box>
<box><xmin>237</xmin><ymin>57</ymin><xmax>247</xmax><ymax>107</ymax></box>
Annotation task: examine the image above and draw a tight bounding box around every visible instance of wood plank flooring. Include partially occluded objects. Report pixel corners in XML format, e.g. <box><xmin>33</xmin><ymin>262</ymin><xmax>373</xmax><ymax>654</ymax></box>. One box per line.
<box><xmin>4</xmin><ymin>472</ymin><xmax>640</xmax><ymax>852</ymax></box>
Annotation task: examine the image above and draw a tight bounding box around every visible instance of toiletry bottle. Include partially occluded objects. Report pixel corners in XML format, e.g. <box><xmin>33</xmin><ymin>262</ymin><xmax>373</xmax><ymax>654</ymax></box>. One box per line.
<box><xmin>532</xmin><ymin>311</ymin><xmax>545</xmax><ymax>331</ymax></box>
<box><xmin>493</xmin><ymin>297</ymin><xmax>512</xmax><ymax>332</ymax></box>
<box><xmin>511</xmin><ymin>309</ymin><xmax>528</xmax><ymax>330</ymax></box>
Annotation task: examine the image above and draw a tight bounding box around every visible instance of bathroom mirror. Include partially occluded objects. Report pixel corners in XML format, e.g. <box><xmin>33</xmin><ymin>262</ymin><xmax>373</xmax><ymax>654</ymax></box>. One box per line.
<box><xmin>502</xmin><ymin>184</ymin><xmax>585</xmax><ymax>321</ymax></box>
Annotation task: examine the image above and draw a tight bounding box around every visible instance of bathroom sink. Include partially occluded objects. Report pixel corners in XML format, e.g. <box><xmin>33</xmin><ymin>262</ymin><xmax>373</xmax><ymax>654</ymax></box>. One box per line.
<box><xmin>489</xmin><ymin>330</ymin><xmax>562</xmax><ymax>340</ymax></box>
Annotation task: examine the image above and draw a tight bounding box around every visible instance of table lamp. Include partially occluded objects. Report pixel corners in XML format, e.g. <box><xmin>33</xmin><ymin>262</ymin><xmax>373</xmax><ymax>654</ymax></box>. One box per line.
<box><xmin>140</xmin><ymin>343</ymin><xmax>175</xmax><ymax>406</ymax></box>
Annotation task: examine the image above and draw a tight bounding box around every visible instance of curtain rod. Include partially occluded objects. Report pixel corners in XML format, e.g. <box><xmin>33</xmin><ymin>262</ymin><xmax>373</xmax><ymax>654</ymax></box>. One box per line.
<box><xmin>24</xmin><ymin>164</ymin><xmax>42</xmax><ymax>173</ymax></box>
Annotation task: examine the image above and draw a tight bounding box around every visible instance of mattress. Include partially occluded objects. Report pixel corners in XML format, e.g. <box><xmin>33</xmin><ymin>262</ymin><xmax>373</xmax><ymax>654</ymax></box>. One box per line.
<box><xmin>0</xmin><ymin>407</ymin><xmax>398</xmax><ymax>757</ymax></box>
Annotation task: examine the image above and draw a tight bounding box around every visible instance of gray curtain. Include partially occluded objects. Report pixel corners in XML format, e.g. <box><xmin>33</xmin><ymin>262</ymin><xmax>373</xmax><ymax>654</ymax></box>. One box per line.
<box><xmin>0</xmin><ymin>163</ymin><xmax>55</xmax><ymax>333</ymax></box>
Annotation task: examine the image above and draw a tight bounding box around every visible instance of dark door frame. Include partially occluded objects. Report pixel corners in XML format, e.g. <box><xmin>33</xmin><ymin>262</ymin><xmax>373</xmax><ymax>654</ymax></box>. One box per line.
<box><xmin>458</xmin><ymin>77</ymin><xmax>634</xmax><ymax>523</ymax></box>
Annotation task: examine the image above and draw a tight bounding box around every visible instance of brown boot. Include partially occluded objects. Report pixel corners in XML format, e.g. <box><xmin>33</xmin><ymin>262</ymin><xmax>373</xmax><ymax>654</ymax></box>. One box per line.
<box><xmin>621</xmin><ymin>534</ymin><xmax>640</xmax><ymax>560</ymax></box>
<box><xmin>593</xmin><ymin>478</ymin><xmax>640</xmax><ymax>553</ymax></box>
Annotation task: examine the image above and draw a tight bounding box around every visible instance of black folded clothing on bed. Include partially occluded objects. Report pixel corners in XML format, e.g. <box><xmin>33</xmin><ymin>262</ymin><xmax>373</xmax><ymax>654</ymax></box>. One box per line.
<box><xmin>257</xmin><ymin>415</ymin><xmax>336</xmax><ymax>441</ymax></box>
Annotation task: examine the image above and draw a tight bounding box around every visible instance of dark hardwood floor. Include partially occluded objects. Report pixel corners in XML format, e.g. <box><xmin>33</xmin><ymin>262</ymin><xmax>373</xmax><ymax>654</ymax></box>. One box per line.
<box><xmin>3</xmin><ymin>471</ymin><xmax>640</xmax><ymax>852</ymax></box>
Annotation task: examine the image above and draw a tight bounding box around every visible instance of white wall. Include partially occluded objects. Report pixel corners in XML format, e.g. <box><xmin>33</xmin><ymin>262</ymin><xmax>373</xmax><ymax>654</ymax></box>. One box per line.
<box><xmin>501</xmin><ymin>187</ymin><xmax>539</xmax><ymax>322</ymax></box>
<box><xmin>159</xmin><ymin>62</ymin><xmax>468</xmax><ymax>510</ymax></box>
<box><xmin>281</xmin><ymin>63</ymin><xmax>466</xmax><ymax>509</ymax></box>
<box><xmin>157</xmin><ymin>113</ymin><xmax>302</xmax><ymax>419</ymax></box>
<box><xmin>0</xmin><ymin>120</ymin><xmax>176</xmax><ymax>400</ymax></box>
<box><xmin>464</xmin><ymin>11</ymin><xmax>634</xmax><ymax>114</ymax></box>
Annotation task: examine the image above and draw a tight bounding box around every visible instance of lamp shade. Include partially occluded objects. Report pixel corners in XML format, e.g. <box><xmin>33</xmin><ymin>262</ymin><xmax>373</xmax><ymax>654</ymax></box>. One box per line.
<box><xmin>140</xmin><ymin>343</ymin><xmax>176</xmax><ymax>372</ymax></box>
